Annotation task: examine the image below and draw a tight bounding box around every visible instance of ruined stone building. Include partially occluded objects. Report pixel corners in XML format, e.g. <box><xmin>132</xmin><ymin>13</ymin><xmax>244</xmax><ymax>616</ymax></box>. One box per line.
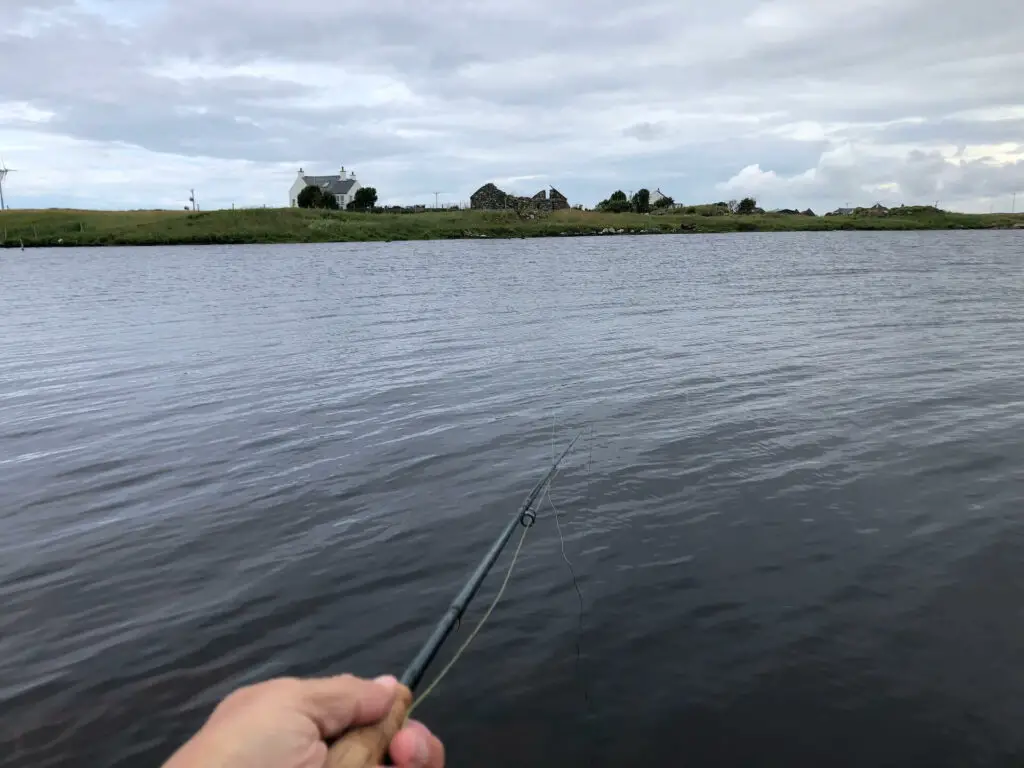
<box><xmin>470</xmin><ymin>183</ymin><xmax>570</xmax><ymax>211</ymax></box>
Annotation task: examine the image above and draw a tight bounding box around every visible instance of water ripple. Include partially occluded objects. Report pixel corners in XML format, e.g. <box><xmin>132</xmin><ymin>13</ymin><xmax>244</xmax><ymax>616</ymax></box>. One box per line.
<box><xmin>1</xmin><ymin>232</ymin><xmax>1023</xmax><ymax>767</ymax></box>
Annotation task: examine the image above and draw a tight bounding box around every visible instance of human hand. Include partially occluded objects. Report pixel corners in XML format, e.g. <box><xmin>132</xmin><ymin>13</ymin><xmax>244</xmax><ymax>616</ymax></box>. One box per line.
<box><xmin>162</xmin><ymin>674</ymin><xmax>444</xmax><ymax>768</ymax></box>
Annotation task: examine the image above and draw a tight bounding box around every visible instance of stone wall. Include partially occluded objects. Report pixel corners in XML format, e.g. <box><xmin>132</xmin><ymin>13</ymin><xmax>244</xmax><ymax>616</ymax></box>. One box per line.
<box><xmin>549</xmin><ymin>187</ymin><xmax>569</xmax><ymax>211</ymax></box>
<box><xmin>470</xmin><ymin>182</ymin><xmax>570</xmax><ymax>211</ymax></box>
<box><xmin>470</xmin><ymin>183</ymin><xmax>509</xmax><ymax>210</ymax></box>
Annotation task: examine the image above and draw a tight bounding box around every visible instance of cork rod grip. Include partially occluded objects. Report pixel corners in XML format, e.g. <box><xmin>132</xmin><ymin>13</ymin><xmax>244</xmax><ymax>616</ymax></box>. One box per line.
<box><xmin>325</xmin><ymin>684</ymin><xmax>413</xmax><ymax>768</ymax></box>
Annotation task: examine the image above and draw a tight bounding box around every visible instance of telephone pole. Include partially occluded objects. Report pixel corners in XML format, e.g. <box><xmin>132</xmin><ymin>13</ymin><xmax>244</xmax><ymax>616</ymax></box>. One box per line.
<box><xmin>1013</xmin><ymin>192</ymin><xmax>1017</xmax><ymax>214</ymax></box>
<box><xmin>433</xmin><ymin>191</ymin><xmax>441</xmax><ymax>209</ymax></box>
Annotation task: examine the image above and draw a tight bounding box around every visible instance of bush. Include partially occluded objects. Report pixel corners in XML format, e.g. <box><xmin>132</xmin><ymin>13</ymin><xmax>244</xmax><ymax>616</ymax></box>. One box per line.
<box><xmin>602</xmin><ymin>199</ymin><xmax>632</xmax><ymax>213</ymax></box>
<box><xmin>737</xmin><ymin>197</ymin><xmax>758</xmax><ymax>215</ymax></box>
<box><xmin>632</xmin><ymin>188</ymin><xmax>651</xmax><ymax>214</ymax></box>
<box><xmin>597</xmin><ymin>190</ymin><xmax>629</xmax><ymax>211</ymax></box>
<box><xmin>347</xmin><ymin>187</ymin><xmax>378</xmax><ymax>211</ymax></box>
<box><xmin>298</xmin><ymin>185</ymin><xmax>339</xmax><ymax>210</ymax></box>
<box><xmin>297</xmin><ymin>185</ymin><xmax>324</xmax><ymax>209</ymax></box>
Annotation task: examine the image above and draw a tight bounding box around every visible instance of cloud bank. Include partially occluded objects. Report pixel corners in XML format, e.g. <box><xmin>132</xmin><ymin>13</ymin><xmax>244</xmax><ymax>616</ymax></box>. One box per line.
<box><xmin>1</xmin><ymin>0</ymin><xmax>1022</xmax><ymax>212</ymax></box>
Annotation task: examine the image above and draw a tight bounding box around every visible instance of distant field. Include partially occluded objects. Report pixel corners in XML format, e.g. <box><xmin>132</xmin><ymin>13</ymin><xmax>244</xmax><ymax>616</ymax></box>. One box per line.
<box><xmin>1</xmin><ymin>207</ymin><xmax>1022</xmax><ymax>248</ymax></box>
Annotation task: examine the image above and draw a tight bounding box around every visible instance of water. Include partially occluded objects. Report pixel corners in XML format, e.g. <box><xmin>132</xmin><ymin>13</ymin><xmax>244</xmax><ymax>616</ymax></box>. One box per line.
<box><xmin>1</xmin><ymin>232</ymin><xmax>1023</xmax><ymax>767</ymax></box>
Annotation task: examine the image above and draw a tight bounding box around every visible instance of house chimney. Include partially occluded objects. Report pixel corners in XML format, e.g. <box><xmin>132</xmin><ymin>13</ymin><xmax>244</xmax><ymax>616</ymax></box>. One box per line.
<box><xmin>340</xmin><ymin>166</ymin><xmax>345</xmax><ymax>177</ymax></box>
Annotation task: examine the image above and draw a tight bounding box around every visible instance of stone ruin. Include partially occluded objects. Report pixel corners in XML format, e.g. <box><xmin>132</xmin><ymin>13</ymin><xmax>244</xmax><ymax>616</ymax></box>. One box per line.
<box><xmin>470</xmin><ymin>183</ymin><xmax>570</xmax><ymax>211</ymax></box>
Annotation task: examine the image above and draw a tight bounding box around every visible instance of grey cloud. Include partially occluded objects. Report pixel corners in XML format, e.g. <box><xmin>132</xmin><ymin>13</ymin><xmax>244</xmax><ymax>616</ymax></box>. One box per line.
<box><xmin>623</xmin><ymin>122</ymin><xmax>669</xmax><ymax>141</ymax></box>
<box><xmin>2</xmin><ymin>0</ymin><xmax>1023</xmax><ymax>210</ymax></box>
<box><xmin>865</xmin><ymin>118</ymin><xmax>1024</xmax><ymax>149</ymax></box>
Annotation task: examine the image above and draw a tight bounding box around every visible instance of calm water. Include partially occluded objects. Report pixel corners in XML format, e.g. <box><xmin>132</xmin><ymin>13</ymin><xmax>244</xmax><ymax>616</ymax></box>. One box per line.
<box><xmin>2</xmin><ymin>232</ymin><xmax>1023</xmax><ymax>767</ymax></box>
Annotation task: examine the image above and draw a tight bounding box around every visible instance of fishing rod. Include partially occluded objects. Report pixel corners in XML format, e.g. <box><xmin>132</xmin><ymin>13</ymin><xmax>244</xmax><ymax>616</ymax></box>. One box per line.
<box><xmin>326</xmin><ymin>432</ymin><xmax>583</xmax><ymax>768</ymax></box>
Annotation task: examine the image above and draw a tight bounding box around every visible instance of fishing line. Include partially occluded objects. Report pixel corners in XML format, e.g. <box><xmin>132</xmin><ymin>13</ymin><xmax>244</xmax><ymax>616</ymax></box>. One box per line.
<box><xmin>407</xmin><ymin>430</ymin><xmax>589</xmax><ymax>714</ymax></box>
<box><xmin>546</xmin><ymin>478</ymin><xmax>588</xmax><ymax>702</ymax></box>
<box><xmin>409</xmin><ymin>520</ymin><xmax>531</xmax><ymax>715</ymax></box>
<box><xmin>549</xmin><ymin>405</ymin><xmax>586</xmax><ymax>690</ymax></box>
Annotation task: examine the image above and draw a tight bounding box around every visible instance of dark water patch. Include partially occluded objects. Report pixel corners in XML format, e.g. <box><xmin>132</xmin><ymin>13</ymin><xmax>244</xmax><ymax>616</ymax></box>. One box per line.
<box><xmin>1</xmin><ymin>232</ymin><xmax>1023</xmax><ymax>767</ymax></box>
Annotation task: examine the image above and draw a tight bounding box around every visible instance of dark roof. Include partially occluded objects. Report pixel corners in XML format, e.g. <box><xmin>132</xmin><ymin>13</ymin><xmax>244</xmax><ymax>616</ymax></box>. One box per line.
<box><xmin>302</xmin><ymin>174</ymin><xmax>357</xmax><ymax>196</ymax></box>
<box><xmin>302</xmin><ymin>174</ymin><xmax>338</xmax><ymax>187</ymax></box>
<box><xmin>324</xmin><ymin>178</ymin><xmax>357</xmax><ymax>195</ymax></box>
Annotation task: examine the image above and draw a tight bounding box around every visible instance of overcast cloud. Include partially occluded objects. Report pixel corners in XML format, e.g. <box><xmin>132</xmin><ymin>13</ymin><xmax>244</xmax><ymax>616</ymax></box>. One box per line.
<box><xmin>1</xmin><ymin>0</ymin><xmax>1022</xmax><ymax>212</ymax></box>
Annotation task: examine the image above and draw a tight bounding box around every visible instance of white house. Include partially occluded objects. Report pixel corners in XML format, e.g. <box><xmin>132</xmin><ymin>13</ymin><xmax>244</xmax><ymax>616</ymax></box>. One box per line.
<box><xmin>289</xmin><ymin>166</ymin><xmax>361</xmax><ymax>208</ymax></box>
<box><xmin>649</xmin><ymin>187</ymin><xmax>669</xmax><ymax>206</ymax></box>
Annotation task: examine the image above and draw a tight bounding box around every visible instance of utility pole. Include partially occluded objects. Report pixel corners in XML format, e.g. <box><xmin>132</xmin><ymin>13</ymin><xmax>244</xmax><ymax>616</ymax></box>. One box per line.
<box><xmin>1013</xmin><ymin>192</ymin><xmax>1017</xmax><ymax>214</ymax></box>
<box><xmin>189</xmin><ymin>189</ymin><xmax>199</xmax><ymax>211</ymax></box>
<box><xmin>433</xmin><ymin>191</ymin><xmax>440</xmax><ymax>209</ymax></box>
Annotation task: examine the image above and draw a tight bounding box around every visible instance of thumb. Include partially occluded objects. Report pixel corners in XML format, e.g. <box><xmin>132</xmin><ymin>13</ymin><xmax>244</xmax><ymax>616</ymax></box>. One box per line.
<box><xmin>294</xmin><ymin>674</ymin><xmax>400</xmax><ymax>739</ymax></box>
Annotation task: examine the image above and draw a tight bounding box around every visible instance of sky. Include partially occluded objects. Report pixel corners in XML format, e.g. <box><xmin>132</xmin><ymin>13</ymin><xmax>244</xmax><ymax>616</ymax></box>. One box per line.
<box><xmin>1</xmin><ymin>0</ymin><xmax>1023</xmax><ymax>213</ymax></box>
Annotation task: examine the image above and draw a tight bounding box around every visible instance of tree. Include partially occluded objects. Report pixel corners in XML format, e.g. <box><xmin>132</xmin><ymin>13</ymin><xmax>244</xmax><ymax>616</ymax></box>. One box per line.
<box><xmin>737</xmin><ymin>196</ymin><xmax>757</xmax><ymax>214</ymax></box>
<box><xmin>598</xmin><ymin>190</ymin><xmax>631</xmax><ymax>212</ymax></box>
<box><xmin>652</xmin><ymin>195</ymin><xmax>675</xmax><ymax>209</ymax></box>
<box><xmin>322</xmin><ymin>192</ymin><xmax>339</xmax><ymax>210</ymax></box>
<box><xmin>297</xmin><ymin>185</ymin><xmax>326</xmax><ymax>209</ymax></box>
<box><xmin>347</xmin><ymin>187</ymin><xmax>378</xmax><ymax>211</ymax></box>
<box><xmin>632</xmin><ymin>188</ymin><xmax>651</xmax><ymax>213</ymax></box>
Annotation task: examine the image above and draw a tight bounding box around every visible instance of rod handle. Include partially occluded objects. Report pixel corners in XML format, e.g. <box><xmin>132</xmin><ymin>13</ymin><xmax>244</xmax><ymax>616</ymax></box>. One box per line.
<box><xmin>325</xmin><ymin>683</ymin><xmax>413</xmax><ymax>768</ymax></box>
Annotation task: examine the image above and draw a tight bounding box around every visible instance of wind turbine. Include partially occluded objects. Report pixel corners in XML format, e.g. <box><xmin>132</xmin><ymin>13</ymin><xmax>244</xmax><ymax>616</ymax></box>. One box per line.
<box><xmin>0</xmin><ymin>157</ymin><xmax>14</xmax><ymax>211</ymax></box>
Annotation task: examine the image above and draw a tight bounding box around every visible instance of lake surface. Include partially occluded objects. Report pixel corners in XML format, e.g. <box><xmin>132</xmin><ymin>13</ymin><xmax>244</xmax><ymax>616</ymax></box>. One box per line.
<box><xmin>2</xmin><ymin>232</ymin><xmax>1023</xmax><ymax>767</ymax></box>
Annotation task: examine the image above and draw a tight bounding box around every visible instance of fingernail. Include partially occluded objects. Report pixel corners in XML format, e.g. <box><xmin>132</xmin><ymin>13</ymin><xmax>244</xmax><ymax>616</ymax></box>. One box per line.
<box><xmin>373</xmin><ymin>674</ymin><xmax>398</xmax><ymax>689</ymax></box>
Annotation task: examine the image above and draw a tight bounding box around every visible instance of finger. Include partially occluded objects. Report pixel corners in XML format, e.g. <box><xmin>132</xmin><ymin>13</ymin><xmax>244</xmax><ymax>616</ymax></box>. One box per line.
<box><xmin>294</xmin><ymin>674</ymin><xmax>399</xmax><ymax>739</ymax></box>
<box><xmin>388</xmin><ymin>720</ymin><xmax>445</xmax><ymax>768</ymax></box>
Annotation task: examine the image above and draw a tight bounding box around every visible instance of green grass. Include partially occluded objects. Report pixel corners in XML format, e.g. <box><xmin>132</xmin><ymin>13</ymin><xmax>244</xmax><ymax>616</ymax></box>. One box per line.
<box><xmin>1</xmin><ymin>206</ymin><xmax>1022</xmax><ymax>248</ymax></box>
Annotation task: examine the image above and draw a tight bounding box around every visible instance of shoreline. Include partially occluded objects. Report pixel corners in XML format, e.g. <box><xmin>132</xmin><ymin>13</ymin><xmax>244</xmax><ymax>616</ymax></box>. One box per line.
<box><xmin>2</xmin><ymin>207</ymin><xmax>1022</xmax><ymax>248</ymax></box>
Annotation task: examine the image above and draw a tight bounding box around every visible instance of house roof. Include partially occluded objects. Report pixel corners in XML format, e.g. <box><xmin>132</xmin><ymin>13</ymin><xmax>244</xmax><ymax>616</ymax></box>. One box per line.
<box><xmin>302</xmin><ymin>174</ymin><xmax>357</xmax><ymax>196</ymax></box>
<box><xmin>324</xmin><ymin>178</ymin><xmax>357</xmax><ymax>195</ymax></box>
<box><xmin>302</xmin><ymin>174</ymin><xmax>338</xmax><ymax>187</ymax></box>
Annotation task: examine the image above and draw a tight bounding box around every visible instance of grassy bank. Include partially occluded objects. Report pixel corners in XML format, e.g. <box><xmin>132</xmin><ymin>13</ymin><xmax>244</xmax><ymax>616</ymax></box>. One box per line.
<box><xmin>1</xmin><ymin>207</ymin><xmax>1023</xmax><ymax>248</ymax></box>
